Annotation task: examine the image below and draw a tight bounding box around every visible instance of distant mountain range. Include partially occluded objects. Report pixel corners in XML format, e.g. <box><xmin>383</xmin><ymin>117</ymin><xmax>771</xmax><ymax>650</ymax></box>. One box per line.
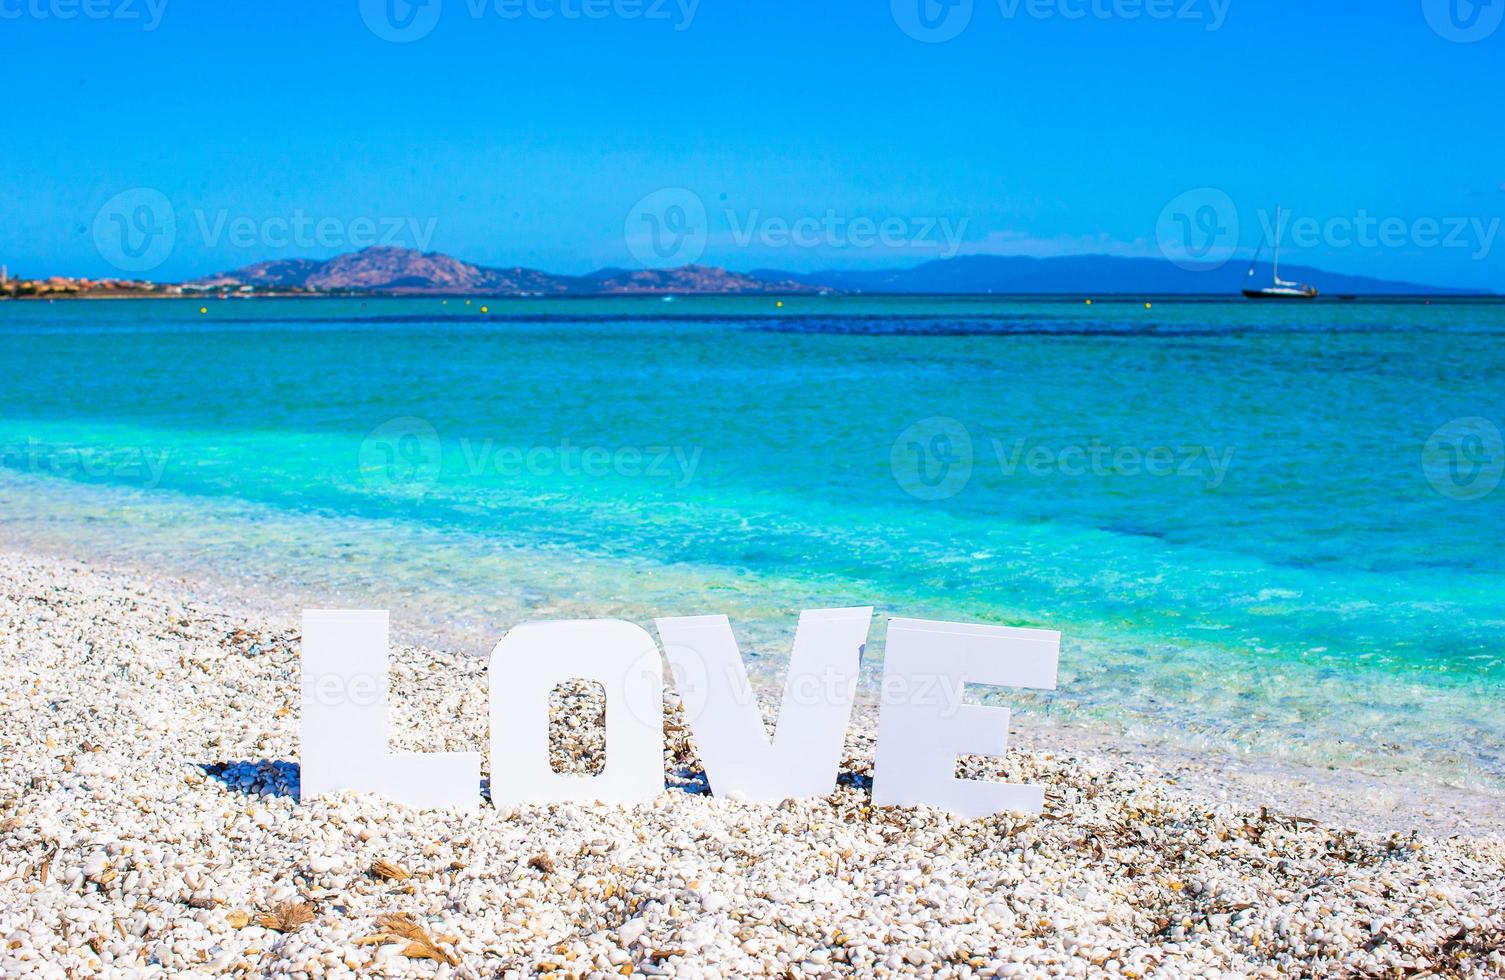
<box><xmin>757</xmin><ymin>255</ymin><xmax>1488</xmax><ymax>296</ymax></box>
<box><xmin>189</xmin><ymin>247</ymin><xmax>1490</xmax><ymax>296</ymax></box>
<box><xmin>189</xmin><ymin>248</ymin><xmax>822</xmax><ymax>295</ymax></box>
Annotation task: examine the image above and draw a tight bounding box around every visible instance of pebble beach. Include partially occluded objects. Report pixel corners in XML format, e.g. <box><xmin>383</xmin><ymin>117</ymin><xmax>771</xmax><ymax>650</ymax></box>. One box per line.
<box><xmin>2</xmin><ymin>547</ymin><xmax>1504</xmax><ymax>978</ymax></box>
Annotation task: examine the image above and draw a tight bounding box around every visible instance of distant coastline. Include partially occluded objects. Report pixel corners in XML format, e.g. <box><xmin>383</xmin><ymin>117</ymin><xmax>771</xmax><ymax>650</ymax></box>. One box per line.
<box><xmin>9</xmin><ymin>290</ymin><xmax>1503</xmax><ymax>304</ymax></box>
<box><xmin>3</xmin><ymin>245</ymin><xmax>1495</xmax><ymax>299</ymax></box>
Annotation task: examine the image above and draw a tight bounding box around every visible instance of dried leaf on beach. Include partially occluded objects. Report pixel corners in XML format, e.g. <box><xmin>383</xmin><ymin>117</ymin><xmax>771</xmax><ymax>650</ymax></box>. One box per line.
<box><xmin>367</xmin><ymin>912</ymin><xmax>459</xmax><ymax>965</ymax></box>
<box><xmin>256</xmin><ymin>900</ymin><xmax>315</xmax><ymax>932</ymax></box>
<box><xmin>38</xmin><ymin>843</ymin><xmax>58</xmax><ymax>885</ymax></box>
<box><xmin>370</xmin><ymin>858</ymin><xmax>412</xmax><ymax>882</ymax></box>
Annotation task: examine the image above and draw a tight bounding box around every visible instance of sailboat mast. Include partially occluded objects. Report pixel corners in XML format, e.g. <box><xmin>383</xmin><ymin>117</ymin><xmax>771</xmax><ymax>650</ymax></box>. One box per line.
<box><xmin>1241</xmin><ymin>202</ymin><xmax>1317</xmax><ymax>299</ymax></box>
<box><xmin>1272</xmin><ymin>205</ymin><xmax>1281</xmax><ymax>283</ymax></box>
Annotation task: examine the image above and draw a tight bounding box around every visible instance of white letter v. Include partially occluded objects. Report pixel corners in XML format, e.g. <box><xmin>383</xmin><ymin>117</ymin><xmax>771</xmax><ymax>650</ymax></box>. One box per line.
<box><xmin>655</xmin><ymin>608</ymin><xmax>872</xmax><ymax>801</ymax></box>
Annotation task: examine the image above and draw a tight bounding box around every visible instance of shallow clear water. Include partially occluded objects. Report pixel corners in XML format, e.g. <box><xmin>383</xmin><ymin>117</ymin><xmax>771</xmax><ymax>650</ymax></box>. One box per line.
<box><xmin>3</xmin><ymin>296</ymin><xmax>1502</xmax><ymax>785</ymax></box>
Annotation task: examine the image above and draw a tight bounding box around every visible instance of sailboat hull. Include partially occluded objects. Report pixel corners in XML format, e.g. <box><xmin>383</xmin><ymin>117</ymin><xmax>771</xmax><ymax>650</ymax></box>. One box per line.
<box><xmin>1243</xmin><ymin>206</ymin><xmax>1320</xmax><ymax>299</ymax></box>
<box><xmin>1242</xmin><ymin>287</ymin><xmax>1319</xmax><ymax>300</ymax></box>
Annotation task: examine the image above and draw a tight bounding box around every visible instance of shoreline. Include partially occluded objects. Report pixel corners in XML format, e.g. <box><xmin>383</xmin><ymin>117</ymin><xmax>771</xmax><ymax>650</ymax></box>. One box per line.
<box><xmin>2</xmin><ymin>464</ymin><xmax>1501</xmax><ymax>798</ymax></box>
<box><xmin>2</xmin><ymin>545</ymin><xmax>1503</xmax><ymax>975</ymax></box>
<box><xmin>7</xmin><ymin>534</ymin><xmax>1504</xmax><ymax>839</ymax></box>
<box><xmin>6</xmin><ymin>292</ymin><xmax>1505</xmax><ymax>304</ymax></box>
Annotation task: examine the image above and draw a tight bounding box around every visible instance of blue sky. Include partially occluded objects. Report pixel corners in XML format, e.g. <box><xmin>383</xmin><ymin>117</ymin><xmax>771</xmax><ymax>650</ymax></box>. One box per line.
<box><xmin>1</xmin><ymin>0</ymin><xmax>1501</xmax><ymax>289</ymax></box>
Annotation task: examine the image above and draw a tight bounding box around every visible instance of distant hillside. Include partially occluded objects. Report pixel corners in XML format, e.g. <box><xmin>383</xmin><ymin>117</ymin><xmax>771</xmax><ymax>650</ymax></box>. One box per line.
<box><xmin>192</xmin><ymin>248</ymin><xmax>579</xmax><ymax>294</ymax></box>
<box><xmin>190</xmin><ymin>247</ymin><xmax>822</xmax><ymax>295</ymax></box>
<box><xmin>194</xmin><ymin>258</ymin><xmax>324</xmax><ymax>289</ymax></box>
<box><xmin>583</xmin><ymin>265</ymin><xmax>818</xmax><ymax>294</ymax></box>
<box><xmin>189</xmin><ymin>247</ymin><xmax>1491</xmax><ymax>297</ymax></box>
<box><xmin>754</xmin><ymin>255</ymin><xmax>1488</xmax><ymax>296</ymax></box>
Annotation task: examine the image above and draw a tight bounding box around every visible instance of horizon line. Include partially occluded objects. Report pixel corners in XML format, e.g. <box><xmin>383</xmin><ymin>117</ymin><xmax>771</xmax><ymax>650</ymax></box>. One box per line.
<box><xmin>8</xmin><ymin>246</ymin><xmax>1497</xmax><ymax>296</ymax></box>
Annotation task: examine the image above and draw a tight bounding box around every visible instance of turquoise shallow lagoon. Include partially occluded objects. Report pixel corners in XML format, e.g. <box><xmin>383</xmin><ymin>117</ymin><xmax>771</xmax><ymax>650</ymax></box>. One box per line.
<box><xmin>2</xmin><ymin>296</ymin><xmax>1502</xmax><ymax>785</ymax></box>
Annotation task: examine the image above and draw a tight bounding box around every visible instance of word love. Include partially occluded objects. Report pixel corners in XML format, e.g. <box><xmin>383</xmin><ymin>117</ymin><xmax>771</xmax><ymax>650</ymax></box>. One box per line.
<box><xmin>300</xmin><ymin>609</ymin><xmax>1060</xmax><ymax>818</ymax></box>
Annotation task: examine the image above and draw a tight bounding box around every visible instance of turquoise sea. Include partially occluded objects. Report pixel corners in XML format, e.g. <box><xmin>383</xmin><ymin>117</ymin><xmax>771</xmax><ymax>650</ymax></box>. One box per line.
<box><xmin>2</xmin><ymin>296</ymin><xmax>1502</xmax><ymax>786</ymax></box>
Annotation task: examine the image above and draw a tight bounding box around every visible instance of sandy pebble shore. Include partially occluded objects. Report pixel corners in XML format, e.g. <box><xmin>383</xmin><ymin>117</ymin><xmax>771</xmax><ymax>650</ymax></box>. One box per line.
<box><xmin>1</xmin><ymin>549</ymin><xmax>1503</xmax><ymax>978</ymax></box>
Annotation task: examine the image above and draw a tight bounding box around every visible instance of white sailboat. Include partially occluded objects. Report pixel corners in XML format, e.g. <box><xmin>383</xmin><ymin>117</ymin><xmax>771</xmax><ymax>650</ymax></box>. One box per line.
<box><xmin>1243</xmin><ymin>205</ymin><xmax>1319</xmax><ymax>299</ymax></box>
